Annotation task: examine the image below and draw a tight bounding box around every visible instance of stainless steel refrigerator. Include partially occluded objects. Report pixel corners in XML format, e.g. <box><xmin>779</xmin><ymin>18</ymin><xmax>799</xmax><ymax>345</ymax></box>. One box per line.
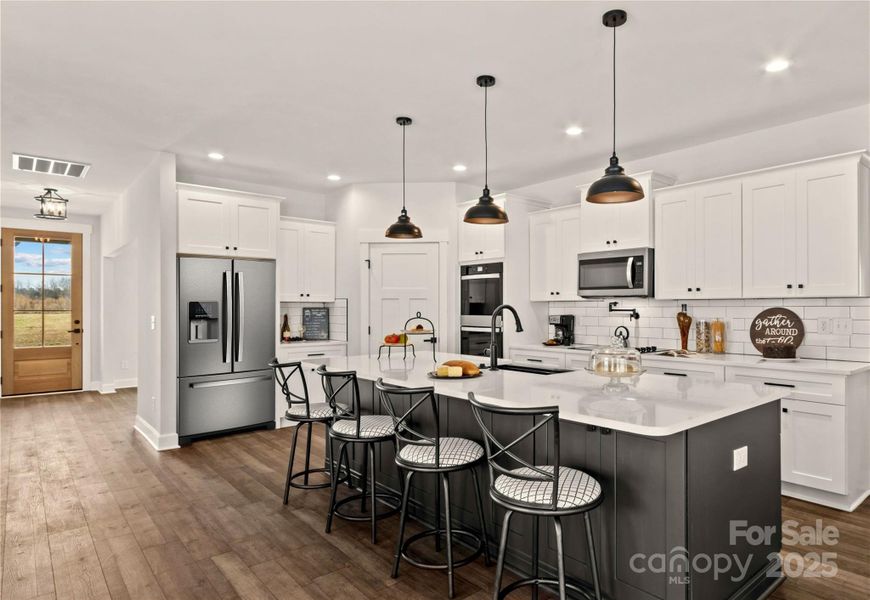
<box><xmin>177</xmin><ymin>257</ymin><xmax>276</xmax><ymax>445</ymax></box>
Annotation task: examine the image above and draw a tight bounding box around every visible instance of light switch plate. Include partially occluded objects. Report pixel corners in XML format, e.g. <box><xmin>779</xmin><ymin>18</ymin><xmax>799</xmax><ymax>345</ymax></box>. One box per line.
<box><xmin>733</xmin><ymin>446</ymin><xmax>749</xmax><ymax>471</ymax></box>
<box><xmin>817</xmin><ymin>318</ymin><xmax>832</xmax><ymax>334</ymax></box>
<box><xmin>833</xmin><ymin>318</ymin><xmax>852</xmax><ymax>335</ymax></box>
<box><xmin>149</xmin><ymin>315</ymin><xmax>157</xmax><ymax>331</ymax></box>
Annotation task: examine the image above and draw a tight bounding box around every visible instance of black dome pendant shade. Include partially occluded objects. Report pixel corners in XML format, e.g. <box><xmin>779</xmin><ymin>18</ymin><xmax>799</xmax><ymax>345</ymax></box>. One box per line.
<box><xmin>464</xmin><ymin>75</ymin><xmax>509</xmax><ymax>224</ymax></box>
<box><xmin>586</xmin><ymin>9</ymin><xmax>644</xmax><ymax>205</ymax></box>
<box><xmin>385</xmin><ymin>116</ymin><xmax>422</xmax><ymax>239</ymax></box>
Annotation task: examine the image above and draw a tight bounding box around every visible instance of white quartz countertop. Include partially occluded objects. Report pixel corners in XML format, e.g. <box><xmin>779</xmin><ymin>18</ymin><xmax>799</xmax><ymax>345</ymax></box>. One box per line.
<box><xmin>302</xmin><ymin>353</ymin><xmax>788</xmax><ymax>437</ymax></box>
<box><xmin>511</xmin><ymin>344</ymin><xmax>870</xmax><ymax>375</ymax></box>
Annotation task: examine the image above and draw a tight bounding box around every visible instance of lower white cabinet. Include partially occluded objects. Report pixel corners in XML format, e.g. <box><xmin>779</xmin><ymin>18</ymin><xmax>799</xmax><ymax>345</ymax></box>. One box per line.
<box><xmin>780</xmin><ymin>398</ymin><xmax>847</xmax><ymax>494</ymax></box>
<box><xmin>508</xmin><ymin>348</ymin><xmax>566</xmax><ymax>369</ymax></box>
<box><xmin>529</xmin><ymin>205</ymin><xmax>581</xmax><ymax>301</ymax></box>
<box><xmin>643</xmin><ymin>362</ymin><xmax>725</xmax><ymax>381</ymax></box>
<box><xmin>278</xmin><ymin>218</ymin><xmax>336</xmax><ymax>302</ymax></box>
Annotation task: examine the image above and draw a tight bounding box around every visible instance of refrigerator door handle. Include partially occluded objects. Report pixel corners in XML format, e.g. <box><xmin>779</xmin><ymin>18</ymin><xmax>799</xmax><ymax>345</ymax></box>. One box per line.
<box><xmin>235</xmin><ymin>271</ymin><xmax>245</xmax><ymax>363</ymax></box>
<box><xmin>189</xmin><ymin>375</ymin><xmax>271</xmax><ymax>389</ymax></box>
<box><xmin>222</xmin><ymin>271</ymin><xmax>232</xmax><ymax>363</ymax></box>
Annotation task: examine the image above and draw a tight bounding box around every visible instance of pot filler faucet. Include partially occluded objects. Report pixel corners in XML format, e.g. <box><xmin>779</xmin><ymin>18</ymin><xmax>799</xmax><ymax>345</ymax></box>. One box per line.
<box><xmin>489</xmin><ymin>304</ymin><xmax>523</xmax><ymax>370</ymax></box>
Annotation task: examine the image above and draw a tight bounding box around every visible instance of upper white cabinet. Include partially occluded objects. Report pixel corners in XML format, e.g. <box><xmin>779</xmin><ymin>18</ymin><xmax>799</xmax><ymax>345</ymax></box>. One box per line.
<box><xmin>529</xmin><ymin>205</ymin><xmax>582</xmax><ymax>301</ymax></box>
<box><xmin>743</xmin><ymin>153</ymin><xmax>869</xmax><ymax>298</ymax></box>
<box><xmin>457</xmin><ymin>194</ymin><xmax>506</xmax><ymax>262</ymax></box>
<box><xmin>178</xmin><ymin>185</ymin><xmax>279</xmax><ymax>259</ymax></box>
<box><xmin>278</xmin><ymin>218</ymin><xmax>336</xmax><ymax>302</ymax></box>
<box><xmin>655</xmin><ymin>180</ymin><xmax>742</xmax><ymax>299</ymax></box>
<box><xmin>578</xmin><ymin>171</ymin><xmax>675</xmax><ymax>253</ymax></box>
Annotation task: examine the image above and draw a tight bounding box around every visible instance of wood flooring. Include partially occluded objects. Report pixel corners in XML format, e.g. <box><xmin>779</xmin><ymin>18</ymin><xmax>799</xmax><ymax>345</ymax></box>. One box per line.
<box><xmin>1</xmin><ymin>389</ymin><xmax>867</xmax><ymax>600</ymax></box>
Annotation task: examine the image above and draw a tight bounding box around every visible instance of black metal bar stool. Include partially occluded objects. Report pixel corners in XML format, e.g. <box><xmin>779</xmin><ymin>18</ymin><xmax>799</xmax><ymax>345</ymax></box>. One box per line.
<box><xmin>270</xmin><ymin>359</ymin><xmax>348</xmax><ymax>504</ymax></box>
<box><xmin>376</xmin><ymin>379</ymin><xmax>491</xmax><ymax>599</ymax></box>
<box><xmin>468</xmin><ymin>392</ymin><xmax>604</xmax><ymax>600</ymax></box>
<box><xmin>318</xmin><ymin>365</ymin><xmax>402</xmax><ymax>544</ymax></box>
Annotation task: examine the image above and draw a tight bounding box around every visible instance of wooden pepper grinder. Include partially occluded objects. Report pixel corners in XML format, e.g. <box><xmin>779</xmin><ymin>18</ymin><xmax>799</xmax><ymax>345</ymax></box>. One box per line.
<box><xmin>677</xmin><ymin>303</ymin><xmax>692</xmax><ymax>351</ymax></box>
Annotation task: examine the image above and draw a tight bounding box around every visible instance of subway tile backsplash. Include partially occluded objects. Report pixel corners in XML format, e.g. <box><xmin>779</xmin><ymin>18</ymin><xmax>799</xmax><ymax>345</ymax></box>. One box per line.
<box><xmin>279</xmin><ymin>298</ymin><xmax>348</xmax><ymax>342</ymax></box>
<box><xmin>548</xmin><ymin>297</ymin><xmax>870</xmax><ymax>362</ymax></box>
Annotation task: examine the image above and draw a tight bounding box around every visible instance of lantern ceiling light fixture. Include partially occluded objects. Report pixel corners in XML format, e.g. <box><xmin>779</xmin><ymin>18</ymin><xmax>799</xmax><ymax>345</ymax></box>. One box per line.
<box><xmin>586</xmin><ymin>9</ymin><xmax>645</xmax><ymax>205</ymax></box>
<box><xmin>34</xmin><ymin>187</ymin><xmax>69</xmax><ymax>220</ymax></box>
<box><xmin>463</xmin><ymin>75</ymin><xmax>508</xmax><ymax>224</ymax></box>
<box><xmin>385</xmin><ymin>116</ymin><xmax>422</xmax><ymax>239</ymax></box>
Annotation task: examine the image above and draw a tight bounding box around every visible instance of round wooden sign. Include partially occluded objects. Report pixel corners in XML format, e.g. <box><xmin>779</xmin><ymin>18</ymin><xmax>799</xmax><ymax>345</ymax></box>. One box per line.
<box><xmin>750</xmin><ymin>307</ymin><xmax>805</xmax><ymax>352</ymax></box>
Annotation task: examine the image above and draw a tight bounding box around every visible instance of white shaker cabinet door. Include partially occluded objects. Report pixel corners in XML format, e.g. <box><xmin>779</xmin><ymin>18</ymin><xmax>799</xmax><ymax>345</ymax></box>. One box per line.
<box><xmin>529</xmin><ymin>212</ymin><xmax>555</xmax><ymax>301</ymax></box>
<box><xmin>654</xmin><ymin>189</ymin><xmax>694</xmax><ymax>299</ymax></box>
<box><xmin>742</xmin><ymin>170</ymin><xmax>797</xmax><ymax>298</ymax></box>
<box><xmin>178</xmin><ymin>190</ymin><xmax>233</xmax><ymax>256</ymax></box>
<box><xmin>695</xmin><ymin>180</ymin><xmax>742</xmax><ymax>299</ymax></box>
<box><xmin>781</xmin><ymin>398</ymin><xmax>847</xmax><ymax>494</ymax></box>
<box><xmin>232</xmin><ymin>197</ymin><xmax>278</xmax><ymax>259</ymax></box>
<box><xmin>303</xmin><ymin>223</ymin><xmax>336</xmax><ymax>302</ymax></box>
<box><xmin>795</xmin><ymin>160</ymin><xmax>859</xmax><ymax>297</ymax></box>
<box><xmin>278</xmin><ymin>221</ymin><xmax>305</xmax><ymax>301</ymax></box>
<box><xmin>556</xmin><ymin>206</ymin><xmax>582</xmax><ymax>300</ymax></box>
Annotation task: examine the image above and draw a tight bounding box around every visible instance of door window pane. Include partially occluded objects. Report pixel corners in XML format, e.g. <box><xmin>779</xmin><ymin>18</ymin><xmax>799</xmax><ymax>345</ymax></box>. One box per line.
<box><xmin>44</xmin><ymin>276</ymin><xmax>71</xmax><ymax>310</ymax></box>
<box><xmin>13</xmin><ymin>312</ymin><xmax>42</xmax><ymax>348</ymax></box>
<box><xmin>13</xmin><ymin>238</ymin><xmax>42</xmax><ymax>272</ymax></box>
<box><xmin>14</xmin><ymin>274</ymin><xmax>42</xmax><ymax>310</ymax></box>
<box><xmin>44</xmin><ymin>240</ymin><xmax>72</xmax><ymax>274</ymax></box>
<box><xmin>44</xmin><ymin>312</ymin><xmax>71</xmax><ymax>347</ymax></box>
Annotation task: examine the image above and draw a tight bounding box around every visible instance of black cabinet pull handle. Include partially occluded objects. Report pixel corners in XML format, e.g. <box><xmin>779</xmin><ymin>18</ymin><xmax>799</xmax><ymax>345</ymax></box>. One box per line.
<box><xmin>695</xmin><ymin>287</ymin><xmax>701</xmax><ymax>292</ymax></box>
<box><xmin>798</xmin><ymin>284</ymin><xmax>804</xmax><ymax>289</ymax></box>
<box><xmin>527</xmin><ymin>358</ymin><xmax>543</xmax><ymax>363</ymax></box>
<box><xmin>687</xmin><ymin>287</ymin><xmax>692</xmax><ymax>292</ymax></box>
<box><xmin>764</xmin><ymin>382</ymin><xmax>796</xmax><ymax>388</ymax></box>
<box><xmin>586</xmin><ymin>425</ymin><xmax>598</xmax><ymax>432</ymax></box>
<box><xmin>782</xmin><ymin>408</ymin><xmax>789</xmax><ymax>413</ymax></box>
<box><xmin>307</xmin><ymin>352</ymin><xmax>325</xmax><ymax>357</ymax></box>
<box><xmin>787</xmin><ymin>284</ymin><xmax>793</xmax><ymax>289</ymax></box>
<box><xmin>225</xmin><ymin>246</ymin><xmax>230</xmax><ymax>250</ymax></box>
<box><xmin>233</xmin><ymin>246</ymin><xmax>238</xmax><ymax>250</ymax></box>
<box><xmin>606</xmin><ymin>241</ymin><xmax>611</xmax><ymax>245</ymax></box>
<box><xmin>612</xmin><ymin>240</ymin><xmax>617</xmax><ymax>244</ymax></box>
<box><xmin>601</xmin><ymin>428</ymin><xmax>612</xmax><ymax>435</ymax></box>
<box><xmin>663</xmin><ymin>372</ymin><xmax>688</xmax><ymax>377</ymax></box>
<box><xmin>555</xmin><ymin>291</ymin><xmax>560</xmax><ymax>295</ymax></box>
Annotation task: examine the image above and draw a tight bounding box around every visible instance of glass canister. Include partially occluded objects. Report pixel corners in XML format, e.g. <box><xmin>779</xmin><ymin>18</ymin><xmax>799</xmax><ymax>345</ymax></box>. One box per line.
<box><xmin>711</xmin><ymin>318</ymin><xmax>726</xmax><ymax>354</ymax></box>
<box><xmin>695</xmin><ymin>320</ymin><xmax>711</xmax><ymax>353</ymax></box>
<box><xmin>587</xmin><ymin>341</ymin><xmax>643</xmax><ymax>377</ymax></box>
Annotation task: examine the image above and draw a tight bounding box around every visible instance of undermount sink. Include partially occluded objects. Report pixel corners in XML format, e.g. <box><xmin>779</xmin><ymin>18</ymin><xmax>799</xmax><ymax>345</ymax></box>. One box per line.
<box><xmin>493</xmin><ymin>364</ymin><xmax>572</xmax><ymax>375</ymax></box>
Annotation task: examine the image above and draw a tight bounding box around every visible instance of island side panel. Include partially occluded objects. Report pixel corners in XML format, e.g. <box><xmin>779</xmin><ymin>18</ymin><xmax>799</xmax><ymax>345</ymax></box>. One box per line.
<box><xmin>686</xmin><ymin>400</ymin><xmax>782</xmax><ymax>600</ymax></box>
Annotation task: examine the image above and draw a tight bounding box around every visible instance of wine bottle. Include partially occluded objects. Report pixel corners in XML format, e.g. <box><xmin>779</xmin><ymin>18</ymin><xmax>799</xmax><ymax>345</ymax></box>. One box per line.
<box><xmin>281</xmin><ymin>314</ymin><xmax>291</xmax><ymax>343</ymax></box>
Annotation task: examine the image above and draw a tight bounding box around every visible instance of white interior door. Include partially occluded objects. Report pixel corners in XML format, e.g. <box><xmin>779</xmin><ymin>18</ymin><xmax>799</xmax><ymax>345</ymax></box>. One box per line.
<box><xmin>368</xmin><ymin>243</ymin><xmax>439</xmax><ymax>354</ymax></box>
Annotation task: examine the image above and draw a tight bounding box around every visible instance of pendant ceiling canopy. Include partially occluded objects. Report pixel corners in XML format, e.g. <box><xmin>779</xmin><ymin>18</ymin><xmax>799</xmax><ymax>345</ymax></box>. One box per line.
<box><xmin>586</xmin><ymin>9</ymin><xmax>645</xmax><ymax>205</ymax></box>
<box><xmin>464</xmin><ymin>75</ymin><xmax>509</xmax><ymax>224</ymax></box>
<box><xmin>385</xmin><ymin>116</ymin><xmax>422</xmax><ymax>239</ymax></box>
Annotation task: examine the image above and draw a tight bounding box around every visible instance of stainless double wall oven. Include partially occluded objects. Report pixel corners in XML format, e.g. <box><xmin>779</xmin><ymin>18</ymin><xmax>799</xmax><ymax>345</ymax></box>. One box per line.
<box><xmin>460</xmin><ymin>262</ymin><xmax>503</xmax><ymax>357</ymax></box>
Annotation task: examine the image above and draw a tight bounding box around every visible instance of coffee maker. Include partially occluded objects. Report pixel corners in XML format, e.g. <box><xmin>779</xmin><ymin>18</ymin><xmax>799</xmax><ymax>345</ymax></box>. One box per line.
<box><xmin>549</xmin><ymin>315</ymin><xmax>575</xmax><ymax>346</ymax></box>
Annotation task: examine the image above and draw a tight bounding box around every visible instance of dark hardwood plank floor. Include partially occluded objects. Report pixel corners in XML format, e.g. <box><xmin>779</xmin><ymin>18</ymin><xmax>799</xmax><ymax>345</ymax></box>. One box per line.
<box><xmin>1</xmin><ymin>389</ymin><xmax>867</xmax><ymax>599</ymax></box>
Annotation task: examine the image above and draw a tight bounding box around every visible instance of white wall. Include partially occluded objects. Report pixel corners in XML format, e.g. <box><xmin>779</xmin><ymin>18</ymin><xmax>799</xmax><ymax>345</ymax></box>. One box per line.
<box><xmin>101</xmin><ymin>243</ymin><xmax>138</xmax><ymax>388</ymax></box>
<box><xmin>511</xmin><ymin>103</ymin><xmax>870</xmax><ymax>205</ymax></box>
<box><xmin>0</xmin><ymin>206</ymin><xmax>103</xmax><ymax>388</ymax></box>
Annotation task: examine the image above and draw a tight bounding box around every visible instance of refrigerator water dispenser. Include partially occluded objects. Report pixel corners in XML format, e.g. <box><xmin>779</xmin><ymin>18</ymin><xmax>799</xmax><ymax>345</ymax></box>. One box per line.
<box><xmin>188</xmin><ymin>301</ymin><xmax>219</xmax><ymax>343</ymax></box>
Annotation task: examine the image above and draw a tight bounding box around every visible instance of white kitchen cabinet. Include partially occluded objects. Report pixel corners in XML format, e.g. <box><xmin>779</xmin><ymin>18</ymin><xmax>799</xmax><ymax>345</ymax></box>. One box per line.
<box><xmin>278</xmin><ymin>218</ymin><xmax>336</xmax><ymax>302</ymax></box>
<box><xmin>743</xmin><ymin>153</ymin><xmax>869</xmax><ymax>298</ymax></box>
<box><xmin>528</xmin><ymin>205</ymin><xmax>582</xmax><ymax>301</ymax></box>
<box><xmin>178</xmin><ymin>185</ymin><xmax>279</xmax><ymax>259</ymax></box>
<box><xmin>578</xmin><ymin>171</ymin><xmax>675</xmax><ymax>253</ymax></box>
<box><xmin>655</xmin><ymin>180</ymin><xmax>742</xmax><ymax>299</ymax></box>
<box><xmin>507</xmin><ymin>348</ymin><xmax>566</xmax><ymax>369</ymax></box>
<box><xmin>457</xmin><ymin>195</ymin><xmax>506</xmax><ymax>262</ymax></box>
<box><xmin>781</xmin><ymin>398</ymin><xmax>847</xmax><ymax>494</ymax></box>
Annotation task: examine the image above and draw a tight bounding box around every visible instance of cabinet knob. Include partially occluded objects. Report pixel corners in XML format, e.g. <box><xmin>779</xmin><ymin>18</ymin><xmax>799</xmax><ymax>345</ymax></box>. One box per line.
<box><xmin>550</xmin><ymin>292</ymin><xmax>554</xmax><ymax>295</ymax></box>
<box><xmin>606</xmin><ymin>241</ymin><xmax>611</xmax><ymax>245</ymax></box>
<box><xmin>782</xmin><ymin>408</ymin><xmax>789</xmax><ymax>413</ymax></box>
<box><xmin>687</xmin><ymin>287</ymin><xmax>692</xmax><ymax>292</ymax></box>
<box><xmin>233</xmin><ymin>246</ymin><xmax>238</xmax><ymax>250</ymax></box>
<box><xmin>786</xmin><ymin>284</ymin><xmax>793</xmax><ymax>289</ymax></box>
<box><xmin>695</xmin><ymin>287</ymin><xmax>700</xmax><ymax>292</ymax></box>
<box><xmin>306</xmin><ymin>293</ymin><xmax>310</xmax><ymax>297</ymax></box>
<box><xmin>798</xmin><ymin>284</ymin><xmax>804</xmax><ymax>289</ymax></box>
<box><xmin>225</xmin><ymin>246</ymin><xmax>230</xmax><ymax>250</ymax></box>
<box><xmin>556</xmin><ymin>291</ymin><xmax>560</xmax><ymax>295</ymax></box>
<box><xmin>299</xmin><ymin>293</ymin><xmax>304</xmax><ymax>297</ymax></box>
<box><xmin>612</xmin><ymin>240</ymin><xmax>617</xmax><ymax>244</ymax></box>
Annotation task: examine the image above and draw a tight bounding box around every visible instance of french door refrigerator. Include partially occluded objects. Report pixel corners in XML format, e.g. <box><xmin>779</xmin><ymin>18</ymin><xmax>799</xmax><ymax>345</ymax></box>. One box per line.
<box><xmin>177</xmin><ymin>257</ymin><xmax>275</xmax><ymax>445</ymax></box>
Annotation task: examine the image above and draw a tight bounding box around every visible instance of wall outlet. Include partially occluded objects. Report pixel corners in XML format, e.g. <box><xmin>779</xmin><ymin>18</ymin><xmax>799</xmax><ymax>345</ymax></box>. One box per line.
<box><xmin>817</xmin><ymin>318</ymin><xmax>832</xmax><ymax>335</ymax></box>
<box><xmin>833</xmin><ymin>318</ymin><xmax>852</xmax><ymax>335</ymax></box>
<box><xmin>733</xmin><ymin>446</ymin><xmax>749</xmax><ymax>471</ymax></box>
<box><xmin>120</xmin><ymin>360</ymin><xmax>129</xmax><ymax>370</ymax></box>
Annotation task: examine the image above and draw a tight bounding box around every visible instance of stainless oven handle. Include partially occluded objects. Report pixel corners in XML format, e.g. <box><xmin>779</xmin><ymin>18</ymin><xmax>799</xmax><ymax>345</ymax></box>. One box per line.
<box><xmin>626</xmin><ymin>257</ymin><xmax>635</xmax><ymax>289</ymax></box>
<box><xmin>460</xmin><ymin>273</ymin><xmax>501</xmax><ymax>280</ymax></box>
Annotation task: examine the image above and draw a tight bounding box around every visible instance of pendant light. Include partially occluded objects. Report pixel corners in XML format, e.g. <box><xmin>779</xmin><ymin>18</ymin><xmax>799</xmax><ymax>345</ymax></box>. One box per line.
<box><xmin>385</xmin><ymin>116</ymin><xmax>422</xmax><ymax>239</ymax></box>
<box><xmin>464</xmin><ymin>75</ymin><xmax>508</xmax><ymax>224</ymax></box>
<box><xmin>586</xmin><ymin>9</ymin><xmax>644</xmax><ymax>204</ymax></box>
<box><xmin>34</xmin><ymin>188</ymin><xmax>68</xmax><ymax>220</ymax></box>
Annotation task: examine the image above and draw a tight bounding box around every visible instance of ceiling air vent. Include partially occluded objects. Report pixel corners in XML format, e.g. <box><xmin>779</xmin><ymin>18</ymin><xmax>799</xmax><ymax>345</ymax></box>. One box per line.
<box><xmin>12</xmin><ymin>153</ymin><xmax>90</xmax><ymax>178</ymax></box>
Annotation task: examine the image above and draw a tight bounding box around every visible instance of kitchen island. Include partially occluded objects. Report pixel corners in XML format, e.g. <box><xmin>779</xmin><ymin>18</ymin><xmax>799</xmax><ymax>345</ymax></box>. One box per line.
<box><xmin>302</xmin><ymin>353</ymin><xmax>789</xmax><ymax>600</ymax></box>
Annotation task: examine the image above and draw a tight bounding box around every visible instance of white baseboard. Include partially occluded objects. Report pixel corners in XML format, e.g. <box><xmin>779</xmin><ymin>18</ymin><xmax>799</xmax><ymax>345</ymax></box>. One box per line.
<box><xmin>782</xmin><ymin>483</ymin><xmax>870</xmax><ymax>512</ymax></box>
<box><xmin>134</xmin><ymin>416</ymin><xmax>180</xmax><ymax>451</ymax></box>
<box><xmin>115</xmin><ymin>378</ymin><xmax>138</xmax><ymax>389</ymax></box>
<box><xmin>98</xmin><ymin>379</ymin><xmax>138</xmax><ymax>395</ymax></box>
<box><xmin>99</xmin><ymin>383</ymin><xmax>117</xmax><ymax>395</ymax></box>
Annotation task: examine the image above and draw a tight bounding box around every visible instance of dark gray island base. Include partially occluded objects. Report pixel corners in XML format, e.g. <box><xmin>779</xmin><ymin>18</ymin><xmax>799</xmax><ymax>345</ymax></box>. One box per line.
<box><xmin>336</xmin><ymin>382</ymin><xmax>783</xmax><ymax>600</ymax></box>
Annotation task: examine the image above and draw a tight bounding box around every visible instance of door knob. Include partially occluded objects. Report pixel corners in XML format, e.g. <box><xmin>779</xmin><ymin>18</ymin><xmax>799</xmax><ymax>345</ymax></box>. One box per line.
<box><xmin>67</xmin><ymin>328</ymin><xmax>82</xmax><ymax>334</ymax></box>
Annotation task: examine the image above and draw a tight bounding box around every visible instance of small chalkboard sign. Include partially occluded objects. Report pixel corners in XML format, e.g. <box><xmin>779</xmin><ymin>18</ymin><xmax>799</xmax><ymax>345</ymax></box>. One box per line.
<box><xmin>750</xmin><ymin>307</ymin><xmax>805</xmax><ymax>352</ymax></box>
<box><xmin>303</xmin><ymin>308</ymin><xmax>330</xmax><ymax>341</ymax></box>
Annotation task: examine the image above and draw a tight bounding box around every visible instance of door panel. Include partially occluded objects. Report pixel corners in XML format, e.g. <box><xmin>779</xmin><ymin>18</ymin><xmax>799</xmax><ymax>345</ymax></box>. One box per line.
<box><xmin>528</xmin><ymin>213</ymin><xmax>554</xmax><ymax>301</ymax></box>
<box><xmin>177</xmin><ymin>190</ymin><xmax>232</xmax><ymax>256</ymax></box>
<box><xmin>178</xmin><ymin>257</ymin><xmax>233</xmax><ymax>377</ymax></box>
<box><xmin>278</xmin><ymin>221</ymin><xmax>305</xmax><ymax>300</ymax></box>
<box><xmin>742</xmin><ymin>171</ymin><xmax>796</xmax><ymax>297</ymax></box>
<box><xmin>2</xmin><ymin>228</ymin><xmax>83</xmax><ymax>395</ymax></box>
<box><xmin>232</xmin><ymin>259</ymin><xmax>276</xmax><ymax>373</ymax></box>
<box><xmin>696</xmin><ymin>181</ymin><xmax>742</xmax><ymax>298</ymax></box>
<box><xmin>368</xmin><ymin>243</ymin><xmax>438</xmax><ymax>354</ymax></box>
<box><xmin>557</xmin><ymin>206</ymin><xmax>582</xmax><ymax>300</ymax></box>
<box><xmin>654</xmin><ymin>190</ymin><xmax>694</xmax><ymax>299</ymax></box>
<box><xmin>781</xmin><ymin>399</ymin><xmax>846</xmax><ymax>494</ymax></box>
<box><xmin>233</xmin><ymin>197</ymin><xmax>277</xmax><ymax>259</ymax></box>
<box><xmin>303</xmin><ymin>224</ymin><xmax>336</xmax><ymax>301</ymax></box>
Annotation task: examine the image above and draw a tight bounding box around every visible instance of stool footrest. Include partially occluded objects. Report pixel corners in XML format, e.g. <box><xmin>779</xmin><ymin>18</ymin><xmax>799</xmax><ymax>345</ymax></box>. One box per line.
<box><xmin>333</xmin><ymin>491</ymin><xmax>401</xmax><ymax>522</ymax></box>
<box><xmin>498</xmin><ymin>576</ymin><xmax>597</xmax><ymax>600</ymax></box>
<box><xmin>288</xmin><ymin>467</ymin><xmax>332</xmax><ymax>490</ymax></box>
<box><xmin>399</xmin><ymin>528</ymin><xmax>484</xmax><ymax>571</ymax></box>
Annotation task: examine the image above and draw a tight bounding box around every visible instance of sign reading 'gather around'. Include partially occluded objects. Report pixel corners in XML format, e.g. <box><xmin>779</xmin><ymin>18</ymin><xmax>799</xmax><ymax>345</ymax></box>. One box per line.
<box><xmin>750</xmin><ymin>307</ymin><xmax>805</xmax><ymax>352</ymax></box>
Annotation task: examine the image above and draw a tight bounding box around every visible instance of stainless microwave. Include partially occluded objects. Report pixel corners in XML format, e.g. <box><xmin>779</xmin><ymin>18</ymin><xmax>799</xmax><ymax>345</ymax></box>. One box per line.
<box><xmin>577</xmin><ymin>247</ymin><xmax>654</xmax><ymax>297</ymax></box>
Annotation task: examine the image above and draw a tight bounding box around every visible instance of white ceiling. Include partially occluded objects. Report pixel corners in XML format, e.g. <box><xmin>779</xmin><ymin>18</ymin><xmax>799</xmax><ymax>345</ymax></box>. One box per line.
<box><xmin>2</xmin><ymin>1</ymin><xmax>868</xmax><ymax>215</ymax></box>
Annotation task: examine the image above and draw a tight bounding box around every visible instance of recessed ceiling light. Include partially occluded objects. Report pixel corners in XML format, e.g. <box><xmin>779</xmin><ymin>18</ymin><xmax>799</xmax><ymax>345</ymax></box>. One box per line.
<box><xmin>207</xmin><ymin>152</ymin><xmax>224</xmax><ymax>160</ymax></box>
<box><xmin>565</xmin><ymin>126</ymin><xmax>584</xmax><ymax>136</ymax></box>
<box><xmin>327</xmin><ymin>174</ymin><xmax>341</xmax><ymax>181</ymax></box>
<box><xmin>452</xmin><ymin>164</ymin><xmax>467</xmax><ymax>172</ymax></box>
<box><xmin>764</xmin><ymin>58</ymin><xmax>790</xmax><ymax>73</ymax></box>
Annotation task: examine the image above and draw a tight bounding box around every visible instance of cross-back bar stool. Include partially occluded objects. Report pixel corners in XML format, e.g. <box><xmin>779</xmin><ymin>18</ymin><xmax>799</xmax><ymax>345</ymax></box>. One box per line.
<box><xmin>468</xmin><ymin>392</ymin><xmax>604</xmax><ymax>600</ymax></box>
<box><xmin>318</xmin><ymin>365</ymin><xmax>402</xmax><ymax>544</ymax></box>
<box><xmin>376</xmin><ymin>379</ymin><xmax>491</xmax><ymax>599</ymax></box>
<box><xmin>269</xmin><ymin>359</ymin><xmax>348</xmax><ymax>504</ymax></box>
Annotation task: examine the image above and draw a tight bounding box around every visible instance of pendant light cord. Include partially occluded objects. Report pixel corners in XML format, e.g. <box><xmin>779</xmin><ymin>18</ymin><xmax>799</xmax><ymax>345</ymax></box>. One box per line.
<box><xmin>612</xmin><ymin>25</ymin><xmax>617</xmax><ymax>158</ymax></box>
<box><xmin>402</xmin><ymin>121</ymin><xmax>406</xmax><ymax>211</ymax></box>
<box><xmin>484</xmin><ymin>83</ymin><xmax>489</xmax><ymax>190</ymax></box>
